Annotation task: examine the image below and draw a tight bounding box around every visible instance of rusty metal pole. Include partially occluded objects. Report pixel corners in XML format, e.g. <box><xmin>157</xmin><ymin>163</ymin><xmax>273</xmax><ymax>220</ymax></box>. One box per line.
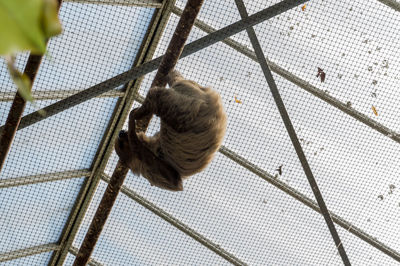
<box><xmin>0</xmin><ymin>1</ymin><xmax>62</xmax><ymax>173</ymax></box>
<box><xmin>72</xmin><ymin>1</ymin><xmax>204</xmax><ymax>265</ymax></box>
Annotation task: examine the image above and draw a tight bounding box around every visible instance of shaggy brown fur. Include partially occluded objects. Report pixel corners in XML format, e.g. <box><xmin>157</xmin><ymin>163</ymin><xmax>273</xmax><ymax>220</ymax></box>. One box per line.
<box><xmin>115</xmin><ymin>70</ymin><xmax>227</xmax><ymax>191</ymax></box>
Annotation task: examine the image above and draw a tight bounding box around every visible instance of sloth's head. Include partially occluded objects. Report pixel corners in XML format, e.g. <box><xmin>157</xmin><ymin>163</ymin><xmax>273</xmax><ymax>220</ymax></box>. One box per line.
<box><xmin>115</xmin><ymin>130</ymin><xmax>133</xmax><ymax>164</ymax></box>
<box><xmin>115</xmin><ymin>130</ymin><xmax>183</xmax><ymax>191</ymax></box>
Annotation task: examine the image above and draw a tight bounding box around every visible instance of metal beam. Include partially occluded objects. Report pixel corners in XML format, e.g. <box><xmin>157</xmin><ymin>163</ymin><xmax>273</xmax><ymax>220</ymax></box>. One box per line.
<box><xmin>10</xmin><ymin>0</ymin><xmax>307</xmax><ymax>132</ymax></box>
<box><xmin>69</xmin><ymin>246</ymin><xmax>103</xmax><ymax>266</ymax></box>
<box><xmin>234</xmin><ymin>1</ymin><xmax>350</xmax><ymax>264</ymax></box>
<box><xmin>219</xmin><ymin>146</ymin><xmax>400</xmax><ymax>262</ymax></box>
<box><xmin>0</xmin><ymin>169</ymin><xmax>90</xmax><ymax>189</ymax></box>
<box><xmin>0</xmin><ymin>243</ymin><xmax>59</xmax><ymax>263</ymax></box>
<box><xmin>171</xmin><ymin>5</ymin><xmax>400</xmax><ymax>145</ymax></box>
<box><xmin>64</xmin><ymin>0</ymin><xmax>162</xmax><ymax>8</ymax></box>
<box><xmin>0</xmin><ymin>90</ymin><xmax>124</xmax><ymax>102</ymax></box>
<box><xmin>100</xmin><ymin>173</ymin><xmax>246</xmax><ymax>266</ymax></box>
<box><xmin>376</xmin><ymin>0</ymin><xmax>400</xmax><ymax>11</ymax></box>
<box><xmin>50</xmin><ymin>1</ymin><xmax>178</xmax><ymax>265</ymax></box>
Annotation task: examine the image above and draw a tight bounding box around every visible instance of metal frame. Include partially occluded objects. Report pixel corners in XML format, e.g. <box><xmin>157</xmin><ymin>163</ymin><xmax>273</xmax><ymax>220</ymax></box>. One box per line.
<box><xmin>63</xmin><ymin>0</ymin><xmax>162</xmax><ymax>8</ymax></box>
<box><xmin>1</xmin><ymin>0</ymin><xmax>400</xmax><ymax>264</ymax></box>
<box><xmin>0</xmin><ymin>244</ymin><xmax>59</xmax><ymax>263</ymax></box>
<box><xmin>0</xmin><ymin>90</ymin><xmax>124</xmax><ymax>102</ymax></box>
<box><xmin>66</xmin><ymin>0</ymin><xmax>310</xmax><ymax>265</ymax></box>
<box><xmin>49</xmin><ymin>1</ymin><xmax>178</xmax><ymax>265</ymax></box>
<box><xmin>0</xmin><ymin>169</ymin><xmax>90</xmax><ymax>189</ymax></box>
<box><xmin>376</xmin><ymin>0</ymin><xmax>400</xmax><ymax>11</ymax></box>
<box><xmin>234</xmin><ymin>0</ymin><xmax>350</xmax><ymax>264</ymax></box>
<box><xmin>72</xmin><ymin>0</ymin><xmax>396</xmax><ymax>264</ymax></box>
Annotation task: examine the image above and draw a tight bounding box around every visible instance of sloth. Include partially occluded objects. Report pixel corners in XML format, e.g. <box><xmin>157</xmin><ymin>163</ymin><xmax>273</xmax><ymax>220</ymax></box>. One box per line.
<box><xmin>115</xmin><ymin>70</ymin><xmax>227</xmax><ymax>191</ymax></box>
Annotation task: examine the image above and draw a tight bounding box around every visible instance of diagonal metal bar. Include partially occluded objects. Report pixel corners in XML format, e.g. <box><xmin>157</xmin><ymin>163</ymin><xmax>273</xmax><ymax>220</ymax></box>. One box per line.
<box><xmin>172</xmin><ymin>5</ymin><xmax>400</xmax><ymax>144</ymax></box>
<box><xmin>101</xmin><ymin>173</ymin><xmax>246</xmax><ymax>265</ymax></box>
<box><xmin>234</xmin><ymin>0</ymin><xmax>350</xmax><ymax>264</ymax></box>
<box><xmin>0</xmin><ymin>89</ymin><xmax>124</xmax><ymax>102</ymax></box>
<box><xmin>376</xmin><ymin>0</ymin><xmax>400</xmax><ymax>11</ymax></box>
<box><xmin>0</xmin><ymin>169</ymin><xmax>90</xmax><ymax>189</ymax></box>
<box><xmin>0</xmin><ymin>243</ymin><xmax>60</xmax><ymax>263</ymax></box>
<box><xmin>6</xmin><ymin>0</ymin><xmax>307</xmax><ymax>132</ymax></box>
<box><xmin>72</xmin><ymin>1</ymin><xmax>204</xmax><ymax>265</ymax></box>
<box><xmin>64</xmin><ymin>0</ymin><xmax>162</xmax><ymax>8</ymax></box>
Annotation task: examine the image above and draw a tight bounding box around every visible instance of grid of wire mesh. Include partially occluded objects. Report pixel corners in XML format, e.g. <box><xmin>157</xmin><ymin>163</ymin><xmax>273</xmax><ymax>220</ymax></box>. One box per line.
<box><xmin>248</xmin><ymin>0</ymin><xmax>400</xmax><ymax>258</ymax></box>
<box><xmin>0</xmin><ymin>2</ymin><xmax>156</xmax><ymax>265</ymax></box>
<box><xmin>1</xmin><ymin>0</ymin><xmax>399</xmax><ymax>265</ymax></box>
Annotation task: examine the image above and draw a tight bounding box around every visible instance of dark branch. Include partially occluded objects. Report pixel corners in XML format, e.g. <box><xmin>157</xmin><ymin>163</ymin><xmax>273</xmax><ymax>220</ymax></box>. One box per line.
<box><xmin>0</xmin><ymin>1</ymin><xmax>62</xmax><ymax>173</ymax></box>
<box><xmin>72</xmin><ymin>1</ymin><xmax>204</xmax><ymax>265</ymax></box>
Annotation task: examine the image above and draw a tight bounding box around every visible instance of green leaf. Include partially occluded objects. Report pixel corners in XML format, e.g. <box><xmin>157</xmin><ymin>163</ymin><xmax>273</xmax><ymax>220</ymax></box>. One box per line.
<box><xmin>0</xmin><ymin>0</ymin><xmax>62</xmax><ymax>56</ymax></box>
<box><xmin>7</xmin><ymin>58</ymin><xmax>46</xmax><ymax>116</ymax></box>
<box><xmin>14</xmin><ymin>74</ymin><xmax>34</xmax><ymax>102</ymax></box>
<box><xmin>41</xmin><ymin>0</ymin><xmax>62</xmax><ymax>38</ymax></box>
<box><xmin>6</xmin><ymin>59</ymin><xmax>33</xmax><ymax>102</ymax></box>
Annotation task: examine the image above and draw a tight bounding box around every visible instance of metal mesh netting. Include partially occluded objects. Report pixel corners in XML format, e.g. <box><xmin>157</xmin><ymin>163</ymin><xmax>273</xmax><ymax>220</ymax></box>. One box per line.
<box><xmin>0</xmin><ymin>2</ymin><xmax>155</xmax><ymax>265</ymax></box>
<box><xmin>1</xmin><ymin>0</ymin><xmax>400</xmax><ymax>265</ymax></box>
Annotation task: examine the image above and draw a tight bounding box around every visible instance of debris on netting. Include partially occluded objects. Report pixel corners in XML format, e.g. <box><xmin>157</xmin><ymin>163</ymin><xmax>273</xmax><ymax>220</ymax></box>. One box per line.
<box><xmin>301</xmin><ymin>4</ymin><xmax>306</xmax><ymax>11</ymax></box>
<box><xmin>378</xmin><ymin>195</ymin><xmax>384</xmax><ymax>200</ymax></box>
<box><xmin>372</xmin><ymin>105</ymin><xmax>378</xmax><ymax>116</ymax></box>
<box><xmin>276</xmin><ymin>165</ymin><xmax>283</xmax><ymax>176</ymax></box>
<box><xmin>316</xmin><ymin>67</ymin><xmax>326</xmax><ymax>82</ymax></box>
<box><xmin>234</xmin><ymin>95</ymin><xmax>242</xmax><ymax>104</ymax></box>
<box><xmin>388</xmin><ymin>184</ymin><xmax>396</xmax><ymax>195</ymax></box>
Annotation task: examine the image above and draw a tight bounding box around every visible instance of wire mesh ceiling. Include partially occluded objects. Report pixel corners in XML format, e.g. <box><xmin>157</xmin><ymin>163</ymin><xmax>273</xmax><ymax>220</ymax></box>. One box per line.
<box><xmin>1</xmin><ymin>0</ymin><xmax>400</xmax><ymax>265</ymax></box>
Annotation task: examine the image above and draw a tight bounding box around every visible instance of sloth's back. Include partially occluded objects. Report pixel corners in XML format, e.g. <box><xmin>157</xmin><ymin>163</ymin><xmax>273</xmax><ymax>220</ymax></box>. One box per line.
<box><xmin>160</xmin><ymin>82</ymin><xmax>227</xmax><ymax>177</ymax></box>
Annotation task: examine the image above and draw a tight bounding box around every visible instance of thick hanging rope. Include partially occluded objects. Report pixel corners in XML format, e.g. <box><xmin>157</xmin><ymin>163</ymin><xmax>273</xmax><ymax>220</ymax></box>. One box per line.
<box><xmin>72</xmin><ymin>1</ymin><xmax>204</xmax><ymax>265</ymax></box>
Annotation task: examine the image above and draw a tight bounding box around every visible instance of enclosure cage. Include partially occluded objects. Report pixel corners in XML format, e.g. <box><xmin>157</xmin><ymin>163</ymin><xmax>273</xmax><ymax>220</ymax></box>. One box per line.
<box><xmin>1</xmin><ymin>0</ymin><xmax>400</xmax><ymax>265</ymax></box>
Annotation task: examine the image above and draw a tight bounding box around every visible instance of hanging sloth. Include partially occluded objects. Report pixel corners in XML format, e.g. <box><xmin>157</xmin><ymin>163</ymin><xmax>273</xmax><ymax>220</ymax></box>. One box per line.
<box><xmin>115</xmin><ymin>70</ymin><xmax>227</xmax><ymax>191</ymax></box>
